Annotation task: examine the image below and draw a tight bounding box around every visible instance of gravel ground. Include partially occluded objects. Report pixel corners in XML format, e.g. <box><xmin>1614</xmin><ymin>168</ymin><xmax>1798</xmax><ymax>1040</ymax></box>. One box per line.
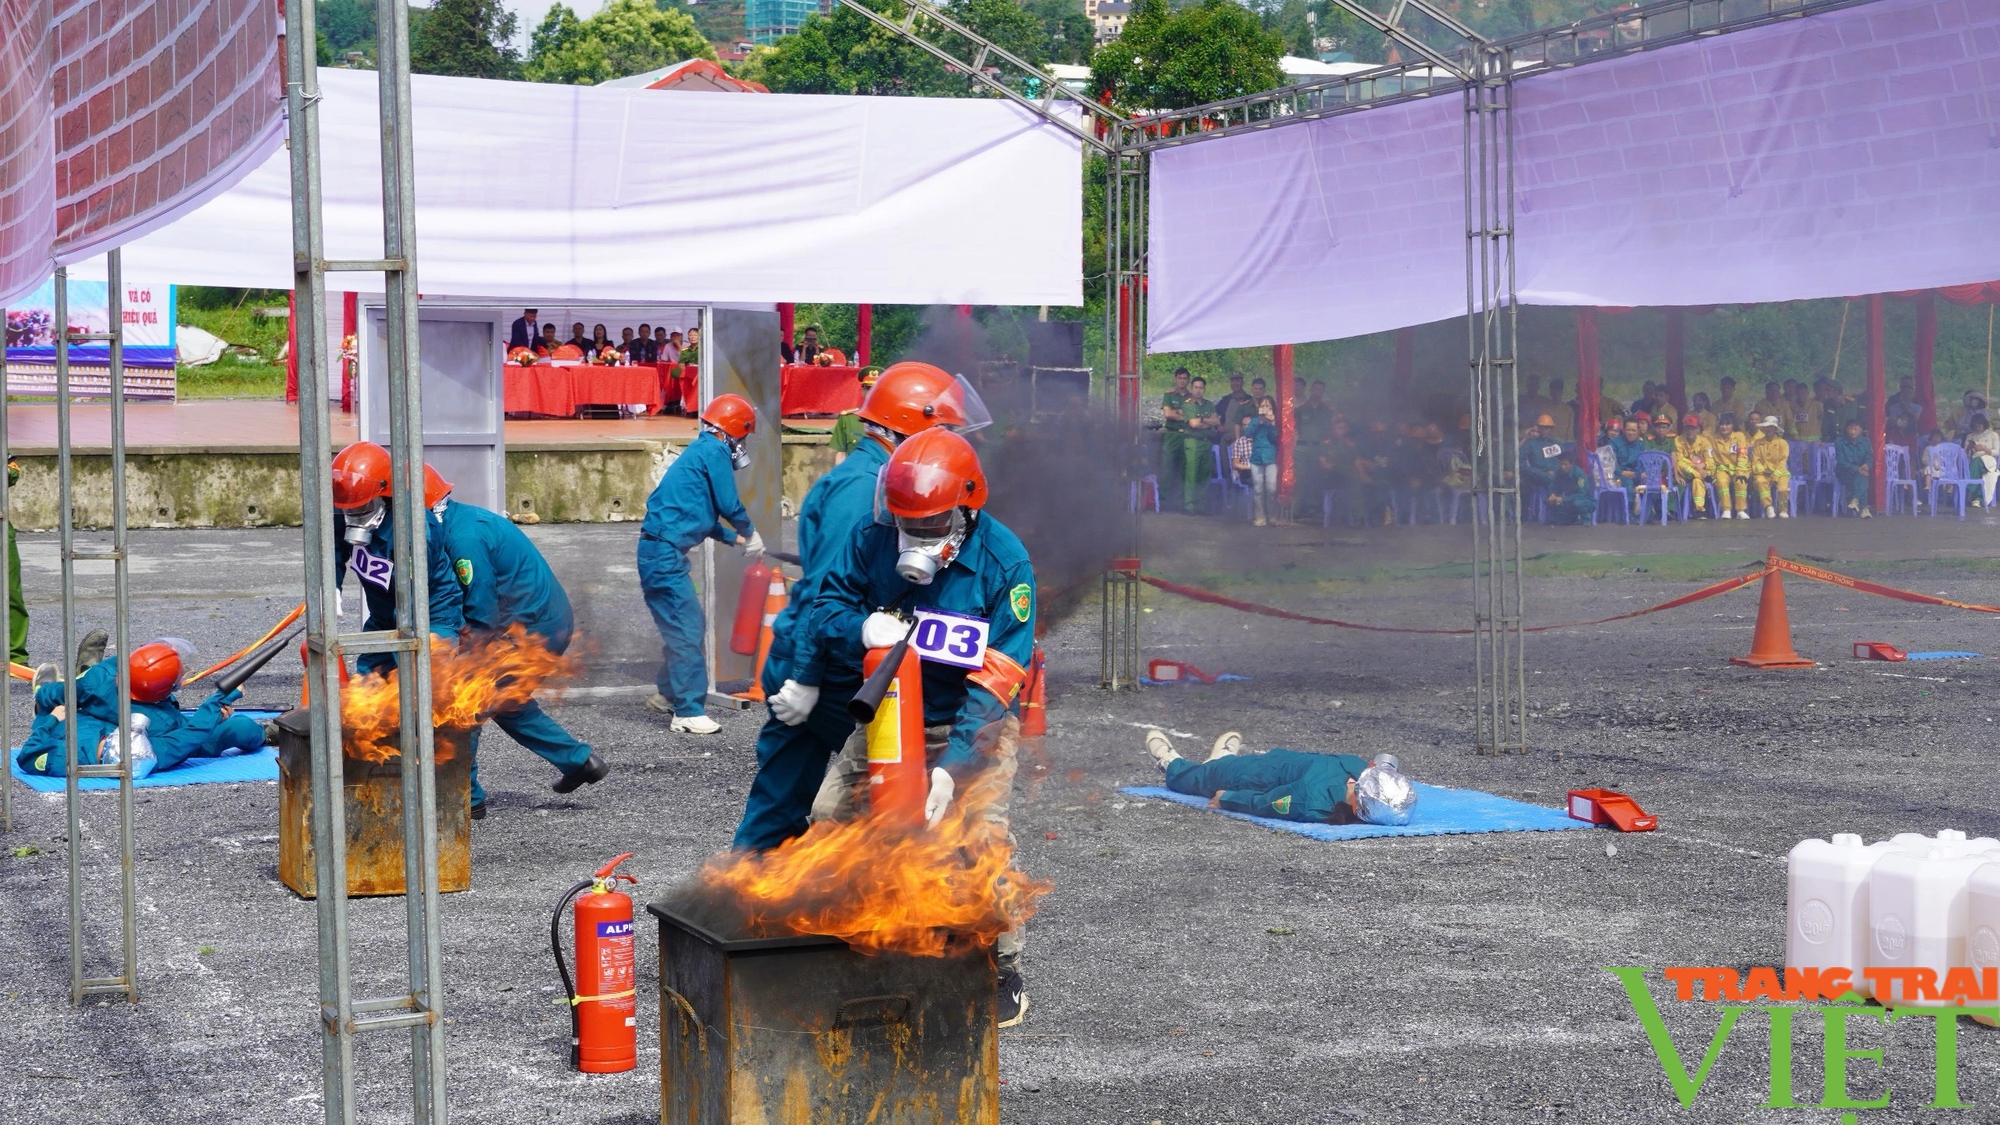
<box><xmin>3</xmin><ymin>516</ymin><xmax>2000</xmax><ymax>1124</ymax></box>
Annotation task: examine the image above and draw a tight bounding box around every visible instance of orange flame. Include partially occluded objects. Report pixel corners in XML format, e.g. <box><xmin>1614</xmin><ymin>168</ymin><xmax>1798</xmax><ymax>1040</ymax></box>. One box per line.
<box><xmin>339</xmin><ymin>626</ymin><xmax>580</xmax><ymax>762</ymax></box>
<box><xmin>698</xmin><ymin>770</ymin><xmax>1051</xmax><ymax>956</ymax></box>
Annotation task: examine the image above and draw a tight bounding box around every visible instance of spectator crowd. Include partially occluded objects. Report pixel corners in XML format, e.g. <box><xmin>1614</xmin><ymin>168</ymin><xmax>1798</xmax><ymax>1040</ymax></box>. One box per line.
<box><xmin>508</xmin><ymin>308</ymin><xmax>694</xmax><ymax>364</ymax></box>
<box><xmin>1149</xmin><ymin>368</ymin><xmax>2000</xmax><ymax>525</ymax></box>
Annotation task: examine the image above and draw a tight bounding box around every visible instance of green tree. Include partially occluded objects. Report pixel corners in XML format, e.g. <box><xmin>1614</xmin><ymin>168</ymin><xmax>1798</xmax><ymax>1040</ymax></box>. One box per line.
<box><xmin>320</xmin><ymin>0</ymin><xmax>378</xmax><ymax>59</ymax></box>
<box><xmin>1091</xmin><ymin>0</ymin><xmax>1284</xmax><ymax>111</ymax></box>
<box><xmin>1023</xmin><ymin>0</ymin><xmax>1092</xmax><ymax>66</ymax></box>
<box><xmin>409</xmin><ymin>0</ymin><xmax>520</xmax><ymax>79</ymax></box>
<box><xmin>758</xmin><ymin>0</ymin><xmax>1051</xmax><ymax>97</ymax></box>
<box><xmin>524</xmin><ymin>0</ymin><xmax>713</xmax><ymax>85</ymax></box>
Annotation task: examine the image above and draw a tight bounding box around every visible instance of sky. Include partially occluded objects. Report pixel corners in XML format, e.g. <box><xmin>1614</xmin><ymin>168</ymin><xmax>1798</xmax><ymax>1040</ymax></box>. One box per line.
<box><xmin>499</xmin><ymin>0</ymin><xmax>608</xmax><ymax>44</ymax></box>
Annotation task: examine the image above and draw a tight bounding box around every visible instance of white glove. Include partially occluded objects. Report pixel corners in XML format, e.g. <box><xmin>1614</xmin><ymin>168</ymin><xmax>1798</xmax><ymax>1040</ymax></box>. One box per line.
<box><xmin>769</xmin><ymin>679</ymin><xmax>818</xmax><ymax>726</ymax></box>
<box><xmin>924</xmin><ymin>767</ymin><xmax>955</xmax><ymax>829</ymax></box>
<box><xmin>334</xmin><ymin>588</ymin><xmax>344</xmax><ymax>618</ymax></box>
<box><xmin>862</xmin><ymin>612</ymin><xmax>905</xmax><ymax>650</ymax></box>
<box><xmin>741</xmin><ymin>530</ymin><xmax>765</xmax><ymax>558</ymax></box>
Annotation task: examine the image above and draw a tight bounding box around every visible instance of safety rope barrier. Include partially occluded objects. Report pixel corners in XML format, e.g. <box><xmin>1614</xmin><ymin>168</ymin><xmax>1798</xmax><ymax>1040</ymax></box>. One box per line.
<box><xmin>1136</xmin><ymin>551</ymin><xmax>2000</xmax><ymax>636</ymax></box>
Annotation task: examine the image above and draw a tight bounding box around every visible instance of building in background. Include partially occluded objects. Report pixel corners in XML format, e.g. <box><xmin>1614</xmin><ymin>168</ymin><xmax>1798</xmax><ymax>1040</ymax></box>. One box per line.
<box><xmin>1085</xmin><ymin>0</ymin><xmax>1128</xmax><ymax>43</ymax></box>
<box><xmin>747</xmin><ymin>0</ymin><xmax>831</xmax><ymax>45</ymax></box>
<box><xmin>601</xmin><ymin>57</ymin><xmax>769</xmax><ymax>93</ymax></box>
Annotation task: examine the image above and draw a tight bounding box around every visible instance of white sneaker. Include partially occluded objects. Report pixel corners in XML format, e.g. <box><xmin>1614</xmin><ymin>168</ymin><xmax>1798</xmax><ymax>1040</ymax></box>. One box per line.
<box><xmin>670</xmin><ymin>714</ymin><xmax>722</xmax><ymax>735</ymax></box>
<box><xmin>1778</xmin><ymin>509</ymin><xmax>1790</xmax><ymax>518</ymax></box>
<box><xmin>1210</xmin><ymin>731</ymin><xmax>1243</xmax><ymax>761</ymax></box>
<box><xmin>1718</xmin><ymin>510</ymin><xmax>1731</xmax><ymax>520</ymax></box>
<box><xmin>1764</xmin><ymin>508</ymin><xmax>1776</xmax><ymax>519</ymax></box>
<box><xmin>1144</xmin><ymin>728</ymin><xmax>1179</xmax><ymax>770</ymax></box>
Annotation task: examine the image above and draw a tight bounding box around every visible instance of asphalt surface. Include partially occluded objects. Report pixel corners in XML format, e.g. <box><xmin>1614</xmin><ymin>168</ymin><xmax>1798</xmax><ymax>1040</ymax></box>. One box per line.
<box><xmin>4</xmin><ymin>515</ymin><xmax>2000</xmax><ymax>1123</ymax></box>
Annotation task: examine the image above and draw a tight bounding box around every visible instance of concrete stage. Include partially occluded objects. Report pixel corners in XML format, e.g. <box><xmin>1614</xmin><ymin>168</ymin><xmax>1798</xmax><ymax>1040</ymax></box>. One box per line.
<box><xmin>2</xmin><ymin>400</ymin><xmax>835</xmax><ymax>529</ymax></box>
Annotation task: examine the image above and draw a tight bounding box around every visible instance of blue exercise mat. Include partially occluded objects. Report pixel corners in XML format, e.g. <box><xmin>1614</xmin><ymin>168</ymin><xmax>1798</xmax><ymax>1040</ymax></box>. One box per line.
<box><xmin>1139</xmin><ymin>674</ymin><xmax>1250</xmax><ymax>686</ymax></box>
<box><xmin>1907</xmin><ymin>651</ymin><xmax>1983</xmax><ymax>661</ymax></box>
<box><xmin>9</xmin><ymin>709</ymin><xmax>284</xmax><ymax>792</ymax></box>
<box><xmin>1118</xmin><ymin>781</ymin><xmax>1598</xmax><ymax>841</ymax></box>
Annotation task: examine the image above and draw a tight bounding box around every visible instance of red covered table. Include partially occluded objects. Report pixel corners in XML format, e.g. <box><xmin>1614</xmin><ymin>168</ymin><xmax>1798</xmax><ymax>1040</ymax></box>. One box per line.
<box><xmin>782</xmin><ymin>364</ymin><xmax>863</xmax><ymax>415</ymax></box>
<box><xmin>504</xmin><ymin>362</ymin><xmax>667</xmax><ymax>416</ymax></box>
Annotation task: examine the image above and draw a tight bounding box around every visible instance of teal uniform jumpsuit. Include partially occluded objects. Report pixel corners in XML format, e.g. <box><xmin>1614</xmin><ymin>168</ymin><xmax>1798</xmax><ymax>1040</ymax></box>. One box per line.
<box><xmin>730</xmin><ymin>435</ymin><xmax>889</xmax><ymax>851</ymax></box>
<box><xmin>637</xmin><ymin>431</ymin><xmax>756</xmax><ymax>717</ymax></box>
<box><xmin>436</xmin><ymin>498</ymin><xmax>594</xmax><ymax>806</ymax></box>
<box><xmin>14</xmin><ymin>659</ymin><xmax>263</xmax><ymax>776</ymax></box>
<box><xmin>334</xmin><ymin>505</ymin><xmax>466</xmax><ymax>676</ymax></box>
<box><xmin>1165</xmin><ymin>749</ymin><xmax>1368</xmax><ymax>823</ymax></box>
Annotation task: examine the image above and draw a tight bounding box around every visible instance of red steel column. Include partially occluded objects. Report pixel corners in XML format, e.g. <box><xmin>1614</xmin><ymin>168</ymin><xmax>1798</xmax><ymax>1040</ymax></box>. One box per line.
<box><xmin>340</xmin><ymin>292</ymin><xmax>358</xmax><ymax>413</ymax></box>
<box><xmin>1116</xmin><ymin>283</ymin><xmax>1137</xmax><ymax>427</ymax></box>
<box><xmin>1575</xmin><ymin>308</ymin><xmax>1601</xmax><ymax>452</ymax></box>
<box><xmin>857</xmin><ymin>303</ymin><xmax>873</xmax><ymax>367</ymax></box>
<box><xmin>1868</xmin><ymin>293</ymin><xmax>1886</xmax><ymax>511</ymax></box>
<box><xmin>1663</xmin><ymin>308</ymin><xmax>1686</xmax><ymax>413</ymax></box>
<box><xmin>1915</xmin><ymin>293</ymin><xmax>1938</xmax><ymax>432</ymax></box>
<box><xmin>778</xmin><ymin>303</ymin><xmax>795</xmax><ymax>357</ymax></box>
<box><xmin>1274</xmin><ymin>344</ymin><xmax>1295</xmax><ymax>506</ymax></box>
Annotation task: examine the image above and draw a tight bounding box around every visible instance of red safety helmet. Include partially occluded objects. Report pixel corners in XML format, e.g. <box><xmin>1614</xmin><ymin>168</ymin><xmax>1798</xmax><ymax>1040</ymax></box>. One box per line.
<box><xmin>128</xmin><ymin>642</ymin><xmax>183</xmax><ymax>703</ymax></box>
<box><xmin>423</xmin><ymin>464</ymin><xmax>454</xmax><ymax>508</ymax></box>
<box><xmin>882</xmin><ymin>428</ymin><xmax>988</xmax><ymax>519</ymax></box>
<box><xmin>859</xmin><ymin>362</ymin><xmax>987</xmax><ymax>437</ymax></box>
<box><xmin>701</xmin><ymin>394</ymin><xmax>757</xmax><ymax>439</ymax></box>
<box><xmin>331</xmin><ymin>441</ymin><xmax>393</xmax><ymax>509</ymax></box>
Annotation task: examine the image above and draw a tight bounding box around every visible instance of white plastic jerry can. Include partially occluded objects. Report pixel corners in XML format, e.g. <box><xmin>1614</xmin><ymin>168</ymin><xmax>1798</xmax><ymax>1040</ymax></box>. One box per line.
<box><xmin>1866</xmin><ymin>845</ymin><xmax>1995</xmax><ymax>1007</ymax></box>
<box><xmin>1962</xmin><ymin>862</ymin><xmax>2000</xmax><ymax>1027</ymax></box>
<box><xmin>1787</xmin><ymin>833</ymin><xmax>1894</xmax><ymax>995</ymax></box>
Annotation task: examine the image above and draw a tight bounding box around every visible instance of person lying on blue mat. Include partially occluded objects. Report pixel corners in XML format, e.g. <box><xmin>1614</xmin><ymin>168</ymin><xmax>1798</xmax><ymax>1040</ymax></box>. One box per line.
<box><xmin>14</xmin><ymin>639</ymin><xmax>264</xmax><ymax>777</ymax></box>
<box><xmin>1143</xmin><ymin>728</ymin><xmax>1417</xmax><ymax>825</ymax></box>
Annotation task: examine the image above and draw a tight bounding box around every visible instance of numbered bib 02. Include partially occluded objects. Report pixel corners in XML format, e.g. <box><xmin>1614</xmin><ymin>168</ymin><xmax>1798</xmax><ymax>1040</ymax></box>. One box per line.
<box><xmin>910</xmin><ymin>608</ymin><xmax>989</xmax><ymax>671</ymax></box>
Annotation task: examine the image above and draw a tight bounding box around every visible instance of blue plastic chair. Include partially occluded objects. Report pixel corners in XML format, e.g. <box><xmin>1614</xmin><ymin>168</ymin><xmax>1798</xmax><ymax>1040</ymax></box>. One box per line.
<box><xmin>1588</xmin><ymin>447</ymin><xmax>1627</xmax><ymax>525</ymax></box>
<box><xmin>1633</xmin><ymin>451</ymin><xmax>1678</xmax><ymax>525</ymax></box>
<box><xmin>1677</xmin><ymin>466</ymin><xmax>1719</xmax><ymax>521</ymax></box>
<box><xmin>1928</xmin><ymin>444</ymin><xmax>1981</xmax><ymax>519</ymax></box>
<box><xmin>1812</xmin><ymin>443</ymin><xmax>1842</xmax><ymax>515</ymax></box>
<box><xmin>1437</xmin><ymin>448</ymin><xmax>1474</xmax><ymax>524</ymax></box>
<box><xmin>1884</xmin><ymin>444</ymin><xmax>1918</xmax><ymax>516</ymax></box>
<box><xmin>1206</xmin><ymin>444</ymin><xmax>1251</xmax><ymax>516</ymax></box>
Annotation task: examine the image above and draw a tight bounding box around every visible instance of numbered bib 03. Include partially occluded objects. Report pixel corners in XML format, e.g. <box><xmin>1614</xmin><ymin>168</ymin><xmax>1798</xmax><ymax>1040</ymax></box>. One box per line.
<box><xmin>910</xmin><ymin>608</ymin><xmax>989</xmax><ymax>671</ymax></box>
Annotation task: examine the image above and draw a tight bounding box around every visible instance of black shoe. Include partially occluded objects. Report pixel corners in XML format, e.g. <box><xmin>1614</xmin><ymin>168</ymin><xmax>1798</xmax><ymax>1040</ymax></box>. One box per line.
<box><xmin>551</xmin><ymin>752</ymin><xmax>608</xmax><ymax>794</ymax></box>
<box><xmin>470</xmin><ymin>801</ymin><xmax>487</xmax><ymax>821</ymax></box>
<box><xmin>75</xmin><ymin>628</ymin><xmax>108</xmax><ymax>673</ymax></box>
<box><xmin>997</xmin><ymin>962</ymin><xmax>1028</xmax><ymax>1028</ymax></box>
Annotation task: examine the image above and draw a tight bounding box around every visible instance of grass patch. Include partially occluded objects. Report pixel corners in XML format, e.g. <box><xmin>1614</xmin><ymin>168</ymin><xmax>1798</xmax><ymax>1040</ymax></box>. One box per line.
<box><xmin>175</xmin><ymin>357</ymin><xmax>287</xmax><ymax>400</ymax></box>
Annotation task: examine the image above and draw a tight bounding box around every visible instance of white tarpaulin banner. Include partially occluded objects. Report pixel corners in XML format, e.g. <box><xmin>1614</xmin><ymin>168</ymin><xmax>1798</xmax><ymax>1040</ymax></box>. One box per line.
<box><xmin>1146</xmin><ymin>0</ymin><xmax>2000</xmax><ymax>352</ymax></box>
<box><xmin>88</xmin><ymin>69</ymin><xmax>1084</xmax><ymax>307</ymax></box>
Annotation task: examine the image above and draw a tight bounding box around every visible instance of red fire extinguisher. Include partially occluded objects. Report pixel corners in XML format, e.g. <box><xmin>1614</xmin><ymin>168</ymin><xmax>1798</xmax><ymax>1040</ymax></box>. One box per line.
<box><xmin>551</xmin><ymin>853</ymin><xmax>639</xmax><ymax>1073</ymax></box>
<box><xmin>730</xmin><ymin>558</ymin><xmax>775</xmax><ymax>655</ymax></box>
<box><xmin>852</xmin><ymin>629</ymin><xmax>926</xmax><ymax>827</ymax></box>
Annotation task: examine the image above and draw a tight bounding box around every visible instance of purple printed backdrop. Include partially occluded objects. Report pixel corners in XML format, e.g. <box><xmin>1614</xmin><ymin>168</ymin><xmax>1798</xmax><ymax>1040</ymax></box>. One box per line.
<box><xmin>1147</xmin><ymin>0</ymin><xmax>2000</xmax><ymax>353</ymax></box>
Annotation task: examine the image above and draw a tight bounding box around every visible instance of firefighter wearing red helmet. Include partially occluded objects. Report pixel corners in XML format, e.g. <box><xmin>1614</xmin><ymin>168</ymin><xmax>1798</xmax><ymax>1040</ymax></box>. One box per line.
<box><xmin>329</xmin><ymin>441</ymin><xmax>465</xmax><ymax>676</ymax></box>
<box><xmin>427</xmin><ymin>466</ymin><xmax>607</xmax><ymax>818</ymax></box>
<box><xmin>638</xmin><ymin>394</ymin><xmax>764</xmax><ymax>733</ymax></box>
<box><xmin>732</xmin><ymin>365</ymin><xmax>993</xmax><ymax>853</ymax></box>
<box><xmin>13</xmin><ymin>638</ymin><xmax>265</xmax><ymax>778</ymax></box>
<box><xmin>809</xmin><ymin>427</ymin><xmax>1036</xmax><ymax>1027</ymax></box>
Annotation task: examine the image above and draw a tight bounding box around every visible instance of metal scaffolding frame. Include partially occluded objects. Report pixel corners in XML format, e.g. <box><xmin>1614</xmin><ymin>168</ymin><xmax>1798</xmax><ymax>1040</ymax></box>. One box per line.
<box><xmin>286</xmin><ymin>0</ymin><xmax>448</xmax><ymax>1117</ymax></box>
<box><xmin>52</xmin><ymin>257</ymin><xmax>143</xmax><ymax>1001</ymax></box>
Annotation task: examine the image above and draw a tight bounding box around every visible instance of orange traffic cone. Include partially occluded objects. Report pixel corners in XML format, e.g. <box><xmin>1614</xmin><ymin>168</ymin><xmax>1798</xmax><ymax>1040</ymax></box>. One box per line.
<box><xmin>1730</xmin><ymin>549</ymin><xmax>1814</xmax><ymax>669</ymax></box>
<box><xmin>1020</xmin><ymin>647</ymin><xmax>1047</xmax><ymax>736</ymax></box>
<box><xmin>736</xmin><ymin>571</ymin><xmax>789</xmax><ymax>702</ymax></box>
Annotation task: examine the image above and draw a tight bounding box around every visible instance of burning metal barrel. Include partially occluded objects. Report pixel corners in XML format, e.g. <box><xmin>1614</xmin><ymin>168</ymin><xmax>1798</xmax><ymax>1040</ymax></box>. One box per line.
<box><xmin>274</xmin><ymin>709</ymin><xmax>473</xmax><ymax>898</ymax></box>
<box><xmin>647</xmin><ymin>892</ymin><xmax>999</xmax><ymax>1125</ymax></box>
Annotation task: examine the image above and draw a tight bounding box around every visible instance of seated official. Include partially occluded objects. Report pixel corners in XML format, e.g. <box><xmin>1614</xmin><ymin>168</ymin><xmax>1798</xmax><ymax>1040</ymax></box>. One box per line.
<box><xmin>1143</xmin><ymin>729</ymin><xmax>1415</xmax><ymax>825</ymax></box>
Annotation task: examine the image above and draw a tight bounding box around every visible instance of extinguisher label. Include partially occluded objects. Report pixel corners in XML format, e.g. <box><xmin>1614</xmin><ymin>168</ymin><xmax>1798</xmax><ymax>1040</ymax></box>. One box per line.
<box><xmin>596</xmin><ymin>920</ymin><xmax>633</xmax><ymax>937</ymax></box>
<box><xmin>597</xmin><ymin>926</ymin><xmax>636</xmax><ymax>1014</ymax></box>
<box><xmin>866</xmin><ymin>684</ymin><xmax>901</xmax><ymax>763</ymax></box>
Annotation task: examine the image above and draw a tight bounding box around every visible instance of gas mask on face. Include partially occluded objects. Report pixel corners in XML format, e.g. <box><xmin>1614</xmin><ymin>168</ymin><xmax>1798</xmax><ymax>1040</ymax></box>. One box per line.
<box><xmin>894</xmin><ymin>508</ymin><xmax>967</xmax><ymax>585</ymax></box>
<box><xmin>703</xmin><ymin>422</ymin><xmax>752</xmax><ymax>470</ymax></box>
<box><xmin>344</xmin><ymin>498</ymin><xmax>386</xmax><ymax>546</ymax></box>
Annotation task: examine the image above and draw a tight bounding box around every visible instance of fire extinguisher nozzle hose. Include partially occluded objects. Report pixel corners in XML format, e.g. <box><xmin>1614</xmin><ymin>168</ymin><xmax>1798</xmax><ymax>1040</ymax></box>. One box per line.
<box><xmin>549</xmin><ymin>879</ymin><xmax>595</xmax><ymax>1070</ymax></box>
<box><xmin>847</xmin><ymin>618</ymin><xmax>921</xmax><ymax>724</ymax></box>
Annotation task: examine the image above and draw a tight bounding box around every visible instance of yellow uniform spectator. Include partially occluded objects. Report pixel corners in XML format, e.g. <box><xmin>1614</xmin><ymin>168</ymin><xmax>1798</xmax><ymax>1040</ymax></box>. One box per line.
<box><xmin>1674</xmin><ymin>414</ymin><xmax>1719</xmax><ymax>516</ymax></box>
<box><xmin>1713</xmin><ymin>415</ymin><xmax>1753</xmax><ymax>518</ymax></box>
<box><xmin>1750</xmin><ymin>415</ymin><xmax>1792</xmax><ymax>519</ymax></box>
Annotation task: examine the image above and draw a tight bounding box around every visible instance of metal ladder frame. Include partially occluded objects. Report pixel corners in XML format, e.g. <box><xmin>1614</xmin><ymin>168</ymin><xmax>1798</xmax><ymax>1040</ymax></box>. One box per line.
<box><xmin>285</xmin><ymin>0</ymin><xmax>449</xmax><ymax>1119</ymax></box>
<box><xmin>55</xmin><ymin>258</ymin><xmax>141</xmax><ymax>1003</ymax></box>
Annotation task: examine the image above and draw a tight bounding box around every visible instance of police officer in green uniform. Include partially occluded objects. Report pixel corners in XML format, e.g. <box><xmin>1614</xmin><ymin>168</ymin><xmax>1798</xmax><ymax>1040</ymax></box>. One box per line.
<box><xmin>5</xmin><ymin>458</ymin><xmax>25</xmax><ymax>665</ymax></box>
<box><xmin>1180</xmin><ymin>376</ymin><xmax>1219</xmax><ymax>512</ymax></box>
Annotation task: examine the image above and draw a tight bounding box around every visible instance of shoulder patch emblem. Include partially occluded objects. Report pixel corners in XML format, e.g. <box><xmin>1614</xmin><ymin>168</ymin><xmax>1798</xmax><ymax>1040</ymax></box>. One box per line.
<box><xmin>1009</xmin><ymin>583</ymin><xmax>1032</xmax><ymax>623</ymax></box>
<box><xmin>1271</xmin><ymin>795</ymin><xmax>1292</xmax><ymax>815</ymax></box>
<box><xmin>454</xmin><ymin>558</ymin><xmax>473</xmax><ymax>587</ymax></box>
